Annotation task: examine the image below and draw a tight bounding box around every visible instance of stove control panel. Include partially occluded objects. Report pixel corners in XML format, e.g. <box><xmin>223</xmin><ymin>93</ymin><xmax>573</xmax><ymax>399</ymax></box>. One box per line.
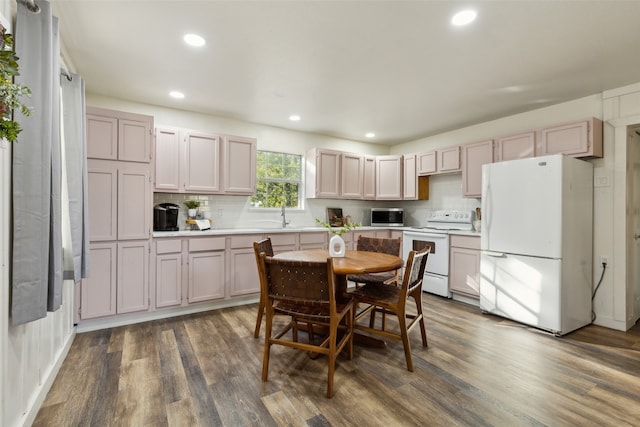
<box><xmin>427</xmin><ymin>210</ymin><xmax>475</xmax><ymax>224</ymax></box>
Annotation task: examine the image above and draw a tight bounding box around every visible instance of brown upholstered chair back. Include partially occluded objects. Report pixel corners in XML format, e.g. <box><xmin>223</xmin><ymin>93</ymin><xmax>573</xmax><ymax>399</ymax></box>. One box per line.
<box><xmin>356</xmin><ymin>236</ymin><xmax>401</xmax><ymax>257</ymax></box>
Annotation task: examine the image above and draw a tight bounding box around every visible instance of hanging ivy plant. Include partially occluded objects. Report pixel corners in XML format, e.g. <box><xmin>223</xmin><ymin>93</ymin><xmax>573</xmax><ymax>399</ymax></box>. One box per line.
<box><xmin>0</xmin><ymin>25</ymin><xmax>32</xmax><ymax>142</ymax></box>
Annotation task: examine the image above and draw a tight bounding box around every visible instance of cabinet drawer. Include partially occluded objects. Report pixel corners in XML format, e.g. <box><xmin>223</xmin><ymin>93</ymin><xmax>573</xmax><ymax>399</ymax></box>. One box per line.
<box><xmin>230</xmin><ymin>234</ymin><xmax>263</xmax><ymax>249</ymax></box>
<box><xmin>156</xmin><ymin>239</ymin><xmax>182</xmax><ymax>254</ymax></box>
<box><xmin>300</xmin><ymin>232</ymin><xmax>326</xmax><ymax>245</ymax></box>
<box><xmin>269</xmin><ymin>233</ymin><xmax>297</xmax><ymax>246</ymax></box>
<box><xmin>450</xmin><ymin>235</ymin><xmax>480</xmax><ymax>250</ymax></box>
<box><xmin>189</xmin><ymin>237</ymin><xmax>226</xmax><ymax>252</ymax></box>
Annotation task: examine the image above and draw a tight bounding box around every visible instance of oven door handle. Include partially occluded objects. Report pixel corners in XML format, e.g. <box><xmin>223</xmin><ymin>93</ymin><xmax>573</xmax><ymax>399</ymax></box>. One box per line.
<box><xmin>483</xmin><ymin>251</ymin><xmax>506</xmax><ymax>258</ymax></box>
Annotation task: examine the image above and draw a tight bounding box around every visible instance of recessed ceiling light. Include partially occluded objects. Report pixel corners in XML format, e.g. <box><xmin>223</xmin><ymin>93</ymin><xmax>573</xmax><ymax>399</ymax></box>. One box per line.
<box><xmin>289</xmin><ymin>115</ymin><xmax>301</xmax><ymax>121</ymax></box>
<box><xmin>365</xmin><ymin>132</ymin><xmax>375</xmax><ymax>138</ymax></box>
<box><xmin>169</xmin><ymin>91</ymin><xmax>185</xmax><ymax>99</ymax></box>
<box><xmin>451</xmin><ymin>9</ymin><xmax>477</xmax><ymax>26</ymax></box>
<box><xmin>183</xmin><ymin>33</ymin><xmax>206</xmax><ymax>47</ymax></box>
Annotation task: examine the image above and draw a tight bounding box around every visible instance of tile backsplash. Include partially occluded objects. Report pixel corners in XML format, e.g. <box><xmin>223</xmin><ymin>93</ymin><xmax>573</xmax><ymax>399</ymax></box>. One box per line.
<box><xmin>153</xmin><ymin>173</ymin><xmax>480</xmax><ymax>230</ymax></box>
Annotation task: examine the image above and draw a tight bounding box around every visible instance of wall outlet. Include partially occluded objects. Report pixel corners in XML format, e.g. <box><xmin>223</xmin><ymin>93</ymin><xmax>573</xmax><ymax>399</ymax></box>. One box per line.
<box><xmin>599</xmin><ymin>255</ymin><xmax>609</xmax><ymax>265</ymax></box>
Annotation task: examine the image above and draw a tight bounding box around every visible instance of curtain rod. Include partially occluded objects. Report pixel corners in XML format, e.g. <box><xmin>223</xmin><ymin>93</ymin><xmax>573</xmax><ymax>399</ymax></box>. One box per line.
<box><xmin>17</xmin><ymin>0</ymin><xmax>40</xmax><ymax>13</ymax></box>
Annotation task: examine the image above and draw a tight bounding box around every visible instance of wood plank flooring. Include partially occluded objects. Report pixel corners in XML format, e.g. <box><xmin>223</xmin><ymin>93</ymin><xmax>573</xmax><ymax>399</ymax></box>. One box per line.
<box><xmin>34</xmin><ymin>294</ymin><xmax>640</xmax><ymax>426</ymax></box>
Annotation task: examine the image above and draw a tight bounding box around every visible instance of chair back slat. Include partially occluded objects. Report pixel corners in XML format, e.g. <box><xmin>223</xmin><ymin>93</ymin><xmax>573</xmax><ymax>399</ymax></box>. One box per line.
<box><xmin>403</xmin><ymin>246</ymin><xmax>430</xmax><ymax>295</ymax></box>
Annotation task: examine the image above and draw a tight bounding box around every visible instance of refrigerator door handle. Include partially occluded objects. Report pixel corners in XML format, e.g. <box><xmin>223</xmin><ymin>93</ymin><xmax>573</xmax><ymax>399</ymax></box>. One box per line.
<box><xmin>484</xmin><ymin>251</ymin><xmax>506</xmax><ymax>258</ymax></box>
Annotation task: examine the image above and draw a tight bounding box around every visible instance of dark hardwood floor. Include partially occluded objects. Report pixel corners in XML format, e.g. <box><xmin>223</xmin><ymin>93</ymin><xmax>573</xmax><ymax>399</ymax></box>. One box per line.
<box><xmin>34</xmin><ymin>294</ymin><xmax>640</xmax><ymax>426</ymax></box>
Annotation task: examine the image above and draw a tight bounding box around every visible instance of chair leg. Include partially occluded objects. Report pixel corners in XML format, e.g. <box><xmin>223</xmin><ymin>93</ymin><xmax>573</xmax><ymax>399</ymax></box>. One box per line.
<box><xmin>397</xmin><ymin>313</ymin><xmax>414</xmax><ymax>372</ymax></box>
<box><xmin>327</xmin><ymin>320</ymin><xmax>337</xmax><ymax>398</ymax></box>
<box><xmin>262</xmin><ymin>306</ymin><xmax>274</xmax><ymax>382</ymax></box>
<box><xmin>254</xmin><ymin>295</ymin><xmax>265</xmax><ymax>338</ymax></box>
<box><xmin>413</xmin><ymin>291</ymin><xmax>428</xmax><ymax>347</ymax></box>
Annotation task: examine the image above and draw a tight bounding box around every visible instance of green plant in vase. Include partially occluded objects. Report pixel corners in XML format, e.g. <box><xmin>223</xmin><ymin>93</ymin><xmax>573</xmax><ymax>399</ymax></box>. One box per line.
<box><xmin>184</xmin><ymin>200</ymin><xmax>200</xmax><ymax>218</ymax></box>
<box><xmin>0</xmin><ymin>25</ymin><xmax>32</xmax><ymax>143</ymax></box>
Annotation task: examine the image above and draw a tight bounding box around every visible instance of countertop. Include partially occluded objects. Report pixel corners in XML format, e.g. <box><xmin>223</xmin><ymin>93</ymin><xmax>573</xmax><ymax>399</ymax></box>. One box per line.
<box><xmin>152</xmin><ymin>226</ymin><xmax>480</xmax><ymax>238</ymax></box>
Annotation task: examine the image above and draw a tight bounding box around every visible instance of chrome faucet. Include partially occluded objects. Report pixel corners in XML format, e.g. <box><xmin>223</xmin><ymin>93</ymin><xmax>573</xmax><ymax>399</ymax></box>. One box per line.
<box><xmin>281</xmin><ymin>202</ymin><xmax>290</xmax><ymax>228</ymax></box>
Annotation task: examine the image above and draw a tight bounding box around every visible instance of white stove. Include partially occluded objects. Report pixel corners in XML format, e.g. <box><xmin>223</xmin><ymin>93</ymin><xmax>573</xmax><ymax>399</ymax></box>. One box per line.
<box><xmin>403</xmin><ymin>210</ymin><xmax>475</xmax><ymax>297</ymax></box>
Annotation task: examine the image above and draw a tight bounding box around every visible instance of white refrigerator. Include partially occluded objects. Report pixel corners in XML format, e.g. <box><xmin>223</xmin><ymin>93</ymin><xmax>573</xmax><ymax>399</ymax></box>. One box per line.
<box><xmin>480</xmin><ymin>154</ymin><xmax>593</xmax><ymax>336</ymax></box>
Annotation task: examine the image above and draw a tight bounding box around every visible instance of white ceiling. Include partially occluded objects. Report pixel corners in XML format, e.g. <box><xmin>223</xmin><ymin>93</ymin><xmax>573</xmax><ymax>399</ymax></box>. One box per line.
<box><xmin>51</xmin><ymin>0</ymin><xmax>640</xmax><ymax>145</ymax></box>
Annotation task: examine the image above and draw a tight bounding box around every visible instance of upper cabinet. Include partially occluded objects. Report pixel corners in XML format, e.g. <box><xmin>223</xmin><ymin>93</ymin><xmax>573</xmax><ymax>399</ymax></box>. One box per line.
<box><xmin>376</xmin><ymin>155</ymin><xmax>403</xmax><ymax>200</ymax></box>
<box><xmin>496</xmin><ymin>131</ymin><xmax>536</xmax><ymax>162</ymax></box>
<box><xmin>306</xmin><ymin>148</ymin><xmax>342</xmax><ymax>198</ymax></box>
<box><xmin>540</xmin><ymin>117</ymin><xmax>603</xmax><ymax>158</ymax></box>
<box><xmin>86</xmin><ymin>107</ymin><xmax>153</xmax><ymax>163</ymax></box>
<box><xmin>461</xmin><ymin>139</ymin><xmax>494</xmax><ymax>198</ymax></box>
<box><xmin>417</xmin><ymin>146</ymin><xmax>460</xmax><ymax>175</ymax></box>
<box><xmin>223</xmin><ymin>135</ymin><xmax>257</xmax><ymax>194</ymax></box>
<box><xmin>154</xmin><ymin>127</ymin><xmax>256</xmax><ymax>195</ymax></box>
<box><xmin>363</xmin><ymin>155</ymin><xmax>376</xmax><ymax>200</ymax></box>
<box><xmin>341</xmin><ymin>152</ymin><xmax>364</xmax><ymax>199</ymax></box>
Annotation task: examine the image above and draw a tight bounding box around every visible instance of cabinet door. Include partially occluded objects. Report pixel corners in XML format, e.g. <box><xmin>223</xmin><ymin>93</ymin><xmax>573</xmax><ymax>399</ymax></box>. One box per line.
<box><xmin>418</xmin><ymin>151</ymin><xmax>436</xmax><ymax>175</ymax></box>
<box><xmin>403</xmin><ymin>154</ymin><xmax>417</xmax><ymax>200</ymax></box>
<box><xmin>438</xmin><ymin>146</ymin><xmax>461</xmax><ymax>172</ymax></box>
<box><xmin>341</xmin><ymin>153</ymin><xmax>364</xmax><ymax>199</ymax></box>
<box><xmin>316</xmin><ymin>149</ymin><xmax>341</xmax><ymax>198</ymax></box>
<box><xmin>86</xmin><ymin>114</ymin><xmax>118</xmax><ymax>160</ymax></box>
<box><xmin>497</xmin><ymin>131</ymin><xmax>535</xmax><ymax>162</ymax></box>
<box><xmin>80</xmin><ymin>242</ymin><xmax>117</xmax><ymax>319</ymax></box>
<box><xmin>118</xmin><ymin>165</ymin><xmax>151</xmax><ymax>240</ymax></box>
<box><xmin>184</xmin><ymin>132</ymin><xmax>221</xmax><ymax>193</ymax></box>
<box><xmin>540</xmin><ymin>119</ymin><xmax>604</xmax><ymax>158</ymax></box>
<box><xmin>376</xmin><ymin>155</ymin><xmax>403</xmax><ymax>200</ymax></box>
<box><xmin>462</xmin><ymin>139</ymin><xmax>494</xmax><ymax>198</ymax></box>
<box><xmin>118</xmin><ymin>118</ymin><xmax>151</xmax><ymax>163</ymax></box>
<box><xmin>229</xmin><ymin>248</ymin><xmax>260</xmax><ymax>296</ymax></box>
<box><xmin>299</xmin><ymin>232</ymin><xmax>327</xmax><ymax>249</ymax></box>
<box><xmin>223</xmin><ymin>135</ymin><xmax>256</xmax><ymax>194</ymax></box>
<box><xmin>87</xmin><ymin>163</ymin><xmax>117</xmax><ymax>241</ymax></box>
<box><xmin>156</xmin><ymin>253</ymin><xmax>182</xmax><ymax>308</ymax></box>
<box><xmin>363</xmin><ymin>155</ymin><xmax>376</xmax><ymax>200</ymax></box>
<box><xmin>449</xmin><ymin>247</ymin><xmax>480</xmax><ymax>297</ymax></box>
<box><xmin>188</xmin><ymin>251</ymin><xmax>226</xmax><ymax>303</ymax></box>
<box><xmin>117</xmin><ymin>240</ymin><xmax>150</xmax><ymax>314</ymax></box>
<box><xmin>154</xmin><ymin>128</ymin><xmax>181</xmax><ymax>191</ymax></box>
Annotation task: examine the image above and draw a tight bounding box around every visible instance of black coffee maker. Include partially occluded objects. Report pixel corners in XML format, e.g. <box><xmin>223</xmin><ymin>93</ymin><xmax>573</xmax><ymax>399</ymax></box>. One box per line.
<box><xmin>153</xmin><ymin>203</ymin><xmax>180</xmax><ymax>231</ymax></box>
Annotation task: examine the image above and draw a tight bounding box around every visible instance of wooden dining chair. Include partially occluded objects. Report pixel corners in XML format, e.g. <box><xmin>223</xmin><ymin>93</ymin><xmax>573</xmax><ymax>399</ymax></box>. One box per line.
<box><xmin>253</xmin><ymin>238</ymin><xmax>275</xmax><ymax>338</ymax></box>
<box><xmin>347</xmin><ymin>236</ymin><xmax>402</xmax><ymax>288</ymax></box>
<box><xmin>349</xmin><ymin>245</ymin><xmax>430</xmax><ymax>372</ymax></box>
<box><xmin>257</xmin><ymin>253</ymin><xmax>354</xmax><ymax>398</ymax></box>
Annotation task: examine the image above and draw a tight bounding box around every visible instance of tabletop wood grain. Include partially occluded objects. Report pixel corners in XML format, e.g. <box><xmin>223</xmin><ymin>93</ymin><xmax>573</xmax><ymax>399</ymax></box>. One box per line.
<box><xmin>273</xmin><ymin>249</ymin><xmax>403</xmax><ymax>275</ymax></box>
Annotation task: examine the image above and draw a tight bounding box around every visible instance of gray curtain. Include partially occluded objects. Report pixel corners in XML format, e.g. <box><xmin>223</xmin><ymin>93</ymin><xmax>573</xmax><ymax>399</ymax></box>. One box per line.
<box><xmin>60</xmin><ymin>72</ymin><xmax>90</xmax><ymax>282</ymax></box>
<box><xmin>12</xmin><ymin>0</ymin><xmax>62</xmax><ymax>325</ymax></box>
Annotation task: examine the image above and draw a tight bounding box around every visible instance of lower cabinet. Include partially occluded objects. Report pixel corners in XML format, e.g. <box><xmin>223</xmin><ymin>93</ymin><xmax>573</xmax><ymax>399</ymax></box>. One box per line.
<box><xmin>188</xmin><ymin>237</ymin><xmax>226</xmax><ymax>303</ymax></box>
<box><xmin>80</xmin><ymin>240</ymin><xmax>149</xmax><ymax>320</ymax></box>
<box><xmin>449</xmin><ymin>235</ymin><xmax>480</xmax><ymax>298</ymax></box>
<box><xmin>155</xmin><ymin>239</ymin><xmax>183</xmax><ymax>308</ymax></box>
<box><xmin>229</xmin><ymin>234</ymin><xmax>262</xmax><ymax>297</ymax></box>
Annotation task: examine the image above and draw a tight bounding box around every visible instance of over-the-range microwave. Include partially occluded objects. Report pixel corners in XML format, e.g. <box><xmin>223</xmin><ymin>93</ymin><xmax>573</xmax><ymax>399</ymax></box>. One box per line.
<box><xmin>371</xmin><ymin>208</ymin><xmax>404</xmax><ymax>227</ymax></box>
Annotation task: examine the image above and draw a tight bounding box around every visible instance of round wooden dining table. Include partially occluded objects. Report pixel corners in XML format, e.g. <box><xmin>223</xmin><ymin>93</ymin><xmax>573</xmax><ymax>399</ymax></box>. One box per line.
<box><xmin>273</xmin><ymin>249</ymin><xmax>404</xmax><ymax>294</ymax></box>
<box><xmin>273</xmin><ymin>249</ymin><xmax>403</xmax><ymax>348</ymax></box>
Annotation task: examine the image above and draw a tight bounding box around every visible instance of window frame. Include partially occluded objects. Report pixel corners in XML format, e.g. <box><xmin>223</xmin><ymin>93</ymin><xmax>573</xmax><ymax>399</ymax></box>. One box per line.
<box><xmin>250</xmin><ymin>149</ymin><xmax>304</xmax><ymax>210</ymax></box>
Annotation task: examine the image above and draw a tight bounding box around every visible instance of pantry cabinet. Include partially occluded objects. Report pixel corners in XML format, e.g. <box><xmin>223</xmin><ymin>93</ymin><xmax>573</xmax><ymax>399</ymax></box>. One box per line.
<box><xmin>154</xmin><ymin>127</ymin><xmax>256</xmax><ymax>194</ymax></box>
<box><xmin>86</xmin><ymin>107</ymin><xmax>152</xmax><ymax>163</ymax></box>
<box><xmin>376</xmin><ymin>155</ymin><xmax>403</xmax><ymax>200</ymax></box>
<box><xmin>497</xmin><ymin>131</ymin><xmax>536</xmax><ymax>162</ymax></box>
<box><xmin>461</xmin><ymin>139</ymin><xmax>494</xmax><ymax>198</ymax></box>
<box><xmin>540</xmin><ymin>117</ymin><xmax>603</xmax><ymax>158</ymax></box>
<box><xmin>80</xmin><ymin>241</ymin><xmax>149</xmax><ymax>319</ymax></box>
<box><xmin>449</xmin><ymin>234</ymin><xmax>480</xmax><ymax>298</ymax></box>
